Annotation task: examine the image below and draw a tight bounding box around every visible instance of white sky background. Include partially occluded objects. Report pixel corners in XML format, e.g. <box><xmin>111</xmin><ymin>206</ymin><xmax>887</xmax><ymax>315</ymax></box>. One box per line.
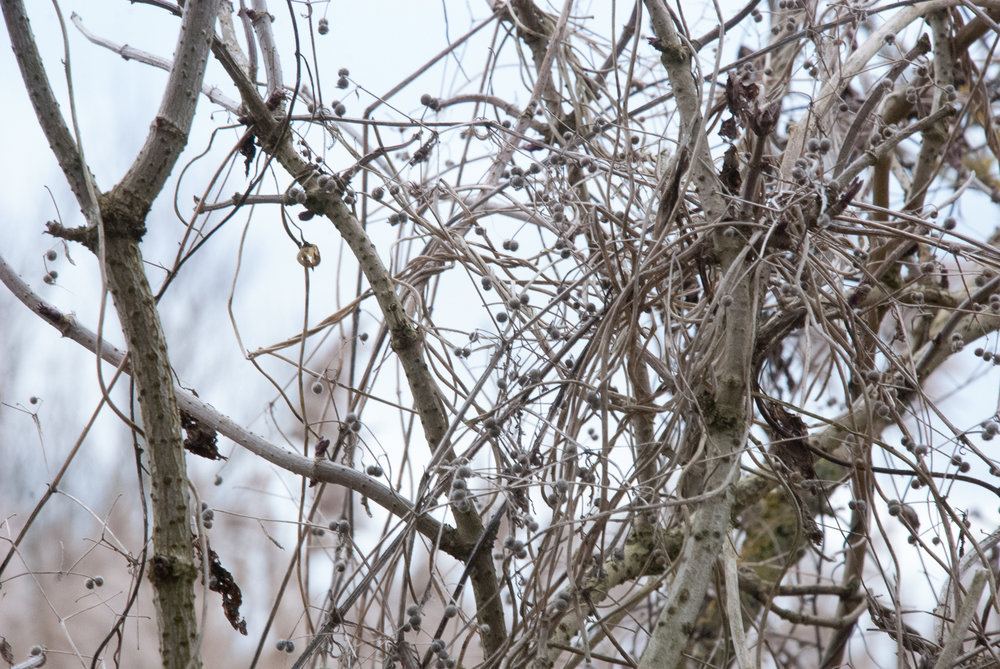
<box><xmin>2</xmin><ymin>1</ymin><xmax>1000</xmax><ymax>667</ymax></box>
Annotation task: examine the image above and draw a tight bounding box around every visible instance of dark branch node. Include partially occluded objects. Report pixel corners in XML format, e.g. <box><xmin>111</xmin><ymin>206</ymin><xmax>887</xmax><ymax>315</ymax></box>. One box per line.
<box><xmin>45</xmin><ymin>219</ymin><xmax>97</xmax><ymax>250</ymax></box>
<box><xmin>181</xmin><ymin>410</ymin><xmax>224</xmax><ymax>460</ymax></box>
<box><xmin>195</xmin><ymin>541</ymin><xmax>248</xmax><ymax>635</ymax></box>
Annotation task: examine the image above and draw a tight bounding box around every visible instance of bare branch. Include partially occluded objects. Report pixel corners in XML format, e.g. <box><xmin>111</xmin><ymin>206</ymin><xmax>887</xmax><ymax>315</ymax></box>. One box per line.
<box><xmin>70</xmin><ymin>11</ymin><xmax>240</xmax><ymax>113</ymax></box>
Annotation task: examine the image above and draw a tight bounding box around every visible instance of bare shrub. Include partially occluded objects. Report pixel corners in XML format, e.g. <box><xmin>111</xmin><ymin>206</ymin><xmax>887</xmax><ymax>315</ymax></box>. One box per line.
<box><xmin>3</xmin><ymin>1</ymin><xmax>1000</xmax><ymax>668</ymax></box>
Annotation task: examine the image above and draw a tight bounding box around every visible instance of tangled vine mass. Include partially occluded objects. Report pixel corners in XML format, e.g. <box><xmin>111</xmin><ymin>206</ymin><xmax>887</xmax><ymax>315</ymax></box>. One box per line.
<box><xmin>5</xmin><ymin>1</ymin><xmax>1000</xmax><ymax>668</ymax></box>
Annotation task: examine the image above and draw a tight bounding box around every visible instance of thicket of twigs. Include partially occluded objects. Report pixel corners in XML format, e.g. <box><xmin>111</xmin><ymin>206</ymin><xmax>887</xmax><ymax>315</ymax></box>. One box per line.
<box><xmin>5</xmin><ymin>0</ymin><xmax>1000</xmax><ymax>668</ymax></box>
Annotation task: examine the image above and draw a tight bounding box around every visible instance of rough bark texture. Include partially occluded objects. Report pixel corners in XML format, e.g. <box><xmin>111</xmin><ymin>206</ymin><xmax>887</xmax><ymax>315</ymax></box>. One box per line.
<box><xmin>96</xmin><ymin>2</ymin><xmax>220</xmax><ymax>661</ymax></box>
<box><xmin>107</xmin><ymin>226</ymin><xmax>201</xmax><ymax>668</ymax></box>
<box><xmin>636</xmin><ymin>3</ymin><xmax>754</xmax><ymax>667</ymax></box>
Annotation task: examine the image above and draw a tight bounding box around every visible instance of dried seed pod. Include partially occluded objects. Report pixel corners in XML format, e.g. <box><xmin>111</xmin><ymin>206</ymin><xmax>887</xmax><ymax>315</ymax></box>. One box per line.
<box><xmin>297</xmin><ymin>244</ymin><xmax>321</xmax><ymax>268</ymax></box>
